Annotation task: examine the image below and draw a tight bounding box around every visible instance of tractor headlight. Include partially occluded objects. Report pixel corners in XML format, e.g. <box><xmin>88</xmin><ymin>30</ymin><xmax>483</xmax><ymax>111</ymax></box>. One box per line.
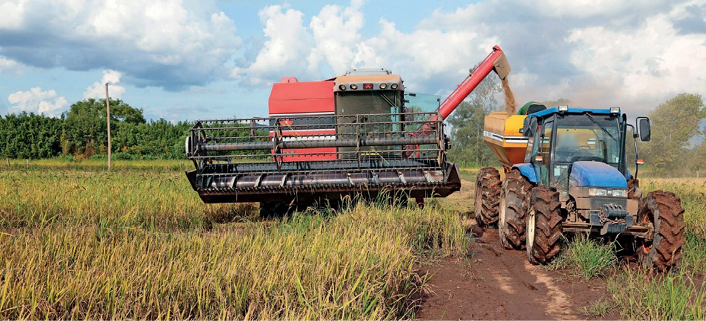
<box><xmin>588</xmin><ymin>188</ymin><xmax>628</xmax><ymax>198</ymax></box>
<box><xmin>350</xmin><ymin>84</ymin><xmax>358</xmax><ymax>90</ymax></box>
<box><xmin>391</xmin><ymin>83</ymin><xmax>398</xmax><ymax>89</ymax></box>
<box><xmin>339</xmin><ymin>84</ymin><xmax>346</xmax><ymax>91</ymax></box>
<box><xmin>379</xmin><ymin>83</ymin><xmax>388</xmax><ymax>89</ymax></box>
<box><xmin>609</xmin><ymin>189</ymin><xmax>628</xmax><ymax>198</ymax></box>
<box><xmin>588</xmin><ymin>188</ymin><xmax>607</xmax><ymax>197</ymax></box>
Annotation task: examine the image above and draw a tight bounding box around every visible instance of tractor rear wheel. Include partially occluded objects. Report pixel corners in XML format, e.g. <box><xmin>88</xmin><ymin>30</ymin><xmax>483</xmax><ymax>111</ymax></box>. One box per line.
<box><xmin>499</xmin><ymin>169</ymin><xmax>532</xmax><ymax>250</ymax></box>
<box><xmin>526</xmin><ymin>187</ymin><xmax>563</xmax><ymax>265</ymax></box>
<box><xmin>636</xmin><ymin>191</ymin><xmax>686</xmax><ymax>272</ymax></box>
<box><xmin>474</xmin><ymin>167</ymin><xmax>501</xmax><ymax>227</ymax></box>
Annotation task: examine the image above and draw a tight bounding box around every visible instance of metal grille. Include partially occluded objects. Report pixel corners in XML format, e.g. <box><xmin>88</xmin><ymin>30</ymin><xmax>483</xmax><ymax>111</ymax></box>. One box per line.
<box><xmin>185</xmin><ymin>112</ymin><xmax>454</xmax><ymax>198</ymax></box>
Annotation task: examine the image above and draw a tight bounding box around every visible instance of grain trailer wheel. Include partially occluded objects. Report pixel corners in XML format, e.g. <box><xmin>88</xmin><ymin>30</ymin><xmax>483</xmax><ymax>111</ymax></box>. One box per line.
<box><xmin>526</xmin><ymin>187</ymin><xmax>563</xmax><ymax>265</ymax></box>
<box><xmin>474</xmin><ymin>167</ymin><xmax>501</xmax><ymax>227</ymax></box>
<box><xmin>636</xmin><ymin>191</ymin><xmax>686</xmax><ymax>272</ymax></box>
<box><xmin>499</xmin><ymin>169</ymin><xmax>532</xmax><ymax>250</ymax></box>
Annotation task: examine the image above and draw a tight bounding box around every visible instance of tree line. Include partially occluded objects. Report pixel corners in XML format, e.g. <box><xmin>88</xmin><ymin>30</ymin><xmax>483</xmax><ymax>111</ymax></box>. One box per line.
<box><xmin>1</xmin><ymin>91</ymin><xmax>704</xmax><ymax>176</ymax></box>
<box><xmin>0</xmin><ymin>99</ymin><xmax>192</xmax><ymax>160</ymax></box>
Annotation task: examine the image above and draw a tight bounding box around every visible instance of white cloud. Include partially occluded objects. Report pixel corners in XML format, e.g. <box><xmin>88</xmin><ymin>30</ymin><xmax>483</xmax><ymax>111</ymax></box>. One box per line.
<box><xmin>0</xmin><ymin>0</ymin><xmax>242</xmax><ymax>89</ymax></box>
<box><xmin>0</xmin><ymin>57</ymin><xmax>23</xmax><ymax>75</ymax></box>
<box><xmin>234</xmin><ymin>1</ymin><xmax>497</xmax><ymax>94</ymax></box>
<box><xmin>231</xmin><ymin>5</ymin><xmax>314</xmax><ymax>86</ymax></box>
<box><xmin>0</xmin><ymin>0</ymin><xmax>24</xmax><ymax>29</ymax></box>
<box><xmin>565</xmin><ymin>2</ymin><xmax>706</xmax><ymax>114</ymax></box>
<box><xmin>307</xmin><ymin>1</ymin><xmax>365</xmax><ymax>74</ymax></box>
<box><xmin>83</xmin><ymin>70</ymin><xmax>126</xmax><ymax>100</ymax></box>
<box><xmin>8</xmin><ymin>87</ymin><xmax>68</xmax><ymax>117</ymax></box>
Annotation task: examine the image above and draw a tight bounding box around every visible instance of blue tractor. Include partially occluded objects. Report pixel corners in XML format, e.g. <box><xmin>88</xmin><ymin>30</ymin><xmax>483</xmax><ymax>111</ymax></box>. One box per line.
<box><xmin>485</xmin><ymin>106</ymin><xmax>685</xmax><ymax>271</ymax></box>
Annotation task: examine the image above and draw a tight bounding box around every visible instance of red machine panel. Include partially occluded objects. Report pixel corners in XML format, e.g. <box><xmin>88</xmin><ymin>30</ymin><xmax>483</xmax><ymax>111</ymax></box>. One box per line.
<box><xmin>269</xmin><ymin>78</ymin><xmax>337</xmax><ymax>161</ymax></box>
<box><xmin>269</xmin><ymin>79</ymin><xmax>335</xmax><ymax>114</ymax></box>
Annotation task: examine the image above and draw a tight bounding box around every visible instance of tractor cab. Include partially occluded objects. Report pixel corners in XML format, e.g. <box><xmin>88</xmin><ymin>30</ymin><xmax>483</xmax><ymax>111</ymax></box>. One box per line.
<box><xmin>521</xmin><ymin>107</ymin><xmax>628</xmax><ymax>195</ymax></box>
<box><xmin>516</xmin><ymin>106</ymin><xmax>653</xmax><ymax>234</ymax></box>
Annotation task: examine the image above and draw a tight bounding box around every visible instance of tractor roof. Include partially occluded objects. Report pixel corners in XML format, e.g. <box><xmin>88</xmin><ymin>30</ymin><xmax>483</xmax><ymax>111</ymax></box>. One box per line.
<box><xmin>528</xmin><ymin>107</ymin><xmax>616</xmax><ymax>118</ymax></box>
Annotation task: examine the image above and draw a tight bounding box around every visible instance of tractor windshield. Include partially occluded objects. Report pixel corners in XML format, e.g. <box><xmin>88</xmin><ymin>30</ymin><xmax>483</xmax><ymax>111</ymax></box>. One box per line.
<box><xmin>554</xmin><ymin>113</ymin><xmax>621</xmax><ymax>166</ymax></box>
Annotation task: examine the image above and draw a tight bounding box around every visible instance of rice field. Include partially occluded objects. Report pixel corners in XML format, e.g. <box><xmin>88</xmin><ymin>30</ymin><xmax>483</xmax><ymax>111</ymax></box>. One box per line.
<box><xmin>0</xmin><ymin>165</ymin><xmax>468</xmax><ymax>320</ymax></box>
<box><xmin>2</xmin><ymin>162</ymin><xmax>706</xmax><ymax>319</ymax></box>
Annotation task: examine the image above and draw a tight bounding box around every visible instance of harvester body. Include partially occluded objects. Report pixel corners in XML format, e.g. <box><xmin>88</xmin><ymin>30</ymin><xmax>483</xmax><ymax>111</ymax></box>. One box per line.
<box><xmin>477</xmin><ymin>106</ymin><xmax>686</xmax><ymax>271</ymax></box>
<box><xmin>186</xmin><ymin>46</ymin><xmax>510</xmax><ymax>210</ymax></box>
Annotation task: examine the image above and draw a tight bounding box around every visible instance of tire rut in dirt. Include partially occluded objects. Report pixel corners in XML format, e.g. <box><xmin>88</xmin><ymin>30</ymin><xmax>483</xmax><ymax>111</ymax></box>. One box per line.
<box><xmin>499</xmin><ymin>169</ymin><xmax>532</xmax><ymax>250</ymax></box>
<box><xmin>474</xmin><ymin>167</ymin><xmax>501</xmax><ymax>227</ymax></box>
<box><xmin>637</xmin><ymin>190</ymin><xmax>686</xmax><ymax>272</ymax></box>
<box><xmin>527</xmin><ymin>187</ymin><xmax>563</xmax><ymax>265</ymax></box>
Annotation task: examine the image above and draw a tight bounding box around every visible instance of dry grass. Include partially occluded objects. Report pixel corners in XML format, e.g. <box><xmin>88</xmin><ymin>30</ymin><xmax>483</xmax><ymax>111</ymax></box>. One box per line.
<box><xmin>0</xmin><ymin>165</ymin><xmax>469</xmax><ymax>320</ymax></box>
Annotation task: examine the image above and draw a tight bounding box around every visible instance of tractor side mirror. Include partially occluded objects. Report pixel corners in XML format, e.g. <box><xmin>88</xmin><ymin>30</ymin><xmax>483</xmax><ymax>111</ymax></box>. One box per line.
<box><xmin>521</xmin><ymin>117</ymin><xmax>537</xmax><ymax>137</ymax></box>
<box><xmin>637</xmin><ymin>117</ymin><xmax>651</xmax><ymax>142</ymax></box>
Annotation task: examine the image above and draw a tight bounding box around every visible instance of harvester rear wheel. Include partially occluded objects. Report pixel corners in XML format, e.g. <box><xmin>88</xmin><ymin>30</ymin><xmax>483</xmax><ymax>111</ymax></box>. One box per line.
<box><xmin>636</xmin><ymin>191</ymin><xmax>686</xmax><ymax>272</ymax></box>
<box><xmin>526</xmin><ymin>187</ymin><xmax>563</xmax><ymax>265</ymax></box>
<box><xmin>474</xmin><ymin>167</ymin><xmax>501</xmax><ymax>227</ymax></box>
<box><xmin>499</xmin><ymin>169</ymin><xmax>532</xmax><ymax>250</ymax></box>
<box><xmin>259</xmin><ymin>201</ymin><xmax>290</xmax><ymax>218</ymax></box>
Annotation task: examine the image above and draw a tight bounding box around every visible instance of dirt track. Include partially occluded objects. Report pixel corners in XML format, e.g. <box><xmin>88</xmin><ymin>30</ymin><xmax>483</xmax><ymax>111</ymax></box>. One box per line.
<box><xmin>417</xmin><ymin>178</ymin><xmax>616</xmax><ymax>320</ymax></box>
<box><xmin>416</xmin><ymin>229</ymin><xmax>617</xmax><ymax>320</ymax></box>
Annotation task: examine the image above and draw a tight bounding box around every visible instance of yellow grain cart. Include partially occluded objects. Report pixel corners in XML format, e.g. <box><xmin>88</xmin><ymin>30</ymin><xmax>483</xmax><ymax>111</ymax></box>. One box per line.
<box><xmin>482</xmin><ymin>112</ymin><xmax>528</xmax><ymax>170</ymax></box>
<box><xmin>474</xmin><ymin>102</ymin><xmax>545</xmax><ymax>227</ymax></box>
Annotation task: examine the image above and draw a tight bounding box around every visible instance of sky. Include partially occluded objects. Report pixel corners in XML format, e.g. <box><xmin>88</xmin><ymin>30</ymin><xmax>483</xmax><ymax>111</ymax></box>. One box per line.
<box><xmin>0</xmin><ymin>0</ymin><xmax>705</xmax><ymax>123</ymax></box>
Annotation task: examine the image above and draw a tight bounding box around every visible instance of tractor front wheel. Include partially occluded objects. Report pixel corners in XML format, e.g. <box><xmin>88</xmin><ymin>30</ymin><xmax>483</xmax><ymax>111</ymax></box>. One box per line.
<box><xmin>499</xmin><ymin>169</ymin><xmax>532</xmax><ymax>250</ymax></box>
<box><xmin>474</xmin><ymin>167</ymin><xmax>501</xmax><ymax>227</ymax></box>
<box><xmin>636</xmin><ymin>191</ymin><xmax>686</xmax><ymax>272</ymax></box>
<box><xmin>526</xmin><ymin>187</ymin><xmax>563</xmax><ymax>265</ymax></box>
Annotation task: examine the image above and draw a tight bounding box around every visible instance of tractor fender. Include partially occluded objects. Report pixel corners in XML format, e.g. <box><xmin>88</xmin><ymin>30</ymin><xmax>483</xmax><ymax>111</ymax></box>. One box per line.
<box><xmin>569</xmin><ymin>161</ymin><xmax>628</xmax><ymax>188</ymax></box>
<box><xmin>512</xmin><ymin>163</ymin><xmax>539</xmax><ymax>184</ymax></box>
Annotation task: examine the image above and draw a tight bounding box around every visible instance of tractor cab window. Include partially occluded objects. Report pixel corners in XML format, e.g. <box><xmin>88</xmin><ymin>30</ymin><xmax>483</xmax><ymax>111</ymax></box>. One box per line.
<box><xmin>554</xmin><ymin>113</ymin><xmax>621</xmax><ymax>166</ymax></box>
<box><xmin>538</xmin><ymin>120</ymin><xmax>553</xmax><ymax>185</ymax></box>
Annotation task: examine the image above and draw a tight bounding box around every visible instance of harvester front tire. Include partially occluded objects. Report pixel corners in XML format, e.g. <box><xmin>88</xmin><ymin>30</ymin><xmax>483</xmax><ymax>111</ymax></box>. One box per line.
<box><xmin>474</xmin><ymin>167</ymin><xmax>501</xmax><ymax>227</ymax></box>
<box><xmin>526</xmin><ymin>187</ymin><xmax>563</xmax><ymax>265</ymax></box>
<box><xmin>259</xmin><ymin>202</ymin><xmax>289</xmax><ymax>218</ymax></box>
<box><xmin>499</xmin><ymin>169</ymin><xmax>532</xmax><ymax>250</ymax></box>
<box><xmin>636</xmin><ymin>191</ymin><xmax>686</xmax><ymax>272</ymax></box>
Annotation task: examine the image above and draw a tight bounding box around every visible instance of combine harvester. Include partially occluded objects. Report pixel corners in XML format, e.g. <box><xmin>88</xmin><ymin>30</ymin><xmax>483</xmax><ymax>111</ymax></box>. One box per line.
<box><xmin>478</xmin><ymin>103</ymin><xmax>685</xmax><ymax>271</ymax></box>
<box><xmin>186</xmin><ymin>46</ymin><xmax>511</xmax><ymax>216</ymax></box>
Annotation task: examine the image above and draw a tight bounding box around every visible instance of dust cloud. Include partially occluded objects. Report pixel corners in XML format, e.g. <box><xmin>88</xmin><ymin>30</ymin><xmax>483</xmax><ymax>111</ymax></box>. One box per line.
<box><xmin>502</xmin><ymin>77</ymin><xmax>516</xmax><ymax>115</ymax></box>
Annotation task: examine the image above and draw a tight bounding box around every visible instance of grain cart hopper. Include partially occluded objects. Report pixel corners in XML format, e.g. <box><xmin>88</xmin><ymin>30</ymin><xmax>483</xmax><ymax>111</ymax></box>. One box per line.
<box><xmin>186</xmin><ymin>46</ymin><xmax>512</xmax><ymax>216</ymax></box>
<box><xmin>476</xmin><ymin>106</ymin><xmax>685</xmax><ymax>271</ymax></box>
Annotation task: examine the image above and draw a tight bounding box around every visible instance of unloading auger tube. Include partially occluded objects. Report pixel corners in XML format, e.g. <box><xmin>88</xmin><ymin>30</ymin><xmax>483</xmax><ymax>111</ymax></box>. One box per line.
<box><xmin>185</xmin><ymin>45</ymin><xmax>510</xmax><ymax>204</ymax></box>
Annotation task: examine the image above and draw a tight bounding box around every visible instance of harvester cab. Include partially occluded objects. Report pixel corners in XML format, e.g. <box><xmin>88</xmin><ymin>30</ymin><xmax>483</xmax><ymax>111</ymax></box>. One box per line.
<box><xmin>186</xmin><ymin>46</ymin><xmax>511</xmax><ymax>216</ymax></box>
<box><xmin>478</xmin><ymin>106</ymin><xmax>685</xmax><ymax>271</ymax></box>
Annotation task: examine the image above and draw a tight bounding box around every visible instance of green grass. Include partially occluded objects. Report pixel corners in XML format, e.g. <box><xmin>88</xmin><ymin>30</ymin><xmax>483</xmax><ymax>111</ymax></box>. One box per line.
<box><xmin>547</xmin><ymin>235</ymin><xmax>616</xmax><ymax>280</ymax></box>
<box><xmin>608</xmin><ymin>268</ymin><xmax>706</xmax><ymax>320</ymax></box>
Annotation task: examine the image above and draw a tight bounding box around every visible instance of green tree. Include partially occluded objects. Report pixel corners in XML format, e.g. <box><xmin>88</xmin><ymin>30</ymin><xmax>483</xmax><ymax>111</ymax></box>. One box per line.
<box><xmin>447</xmin><ymin>77</ymin><xmax>501</xmax><ymax>167</ymax></box>
<box><xmin>61</xmin><ymin>98</ymin><xmax>146</xmax><ymax>157</ymax></box>
<box><xmin>641</xmin><ymin>93</ymin><xmax>705</xmax><ymax>175</ymax></box>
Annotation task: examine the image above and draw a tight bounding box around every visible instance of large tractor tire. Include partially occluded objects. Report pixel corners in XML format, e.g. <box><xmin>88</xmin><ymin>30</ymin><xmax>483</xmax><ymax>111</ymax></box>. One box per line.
<box><xmin>636</xmin><ymin>191</ymin><xmax>686</xmax><ymax>272</ymax></box>
<box><xmin>526</xmin><ymin>187</ymin><xmax>563</xmax><ymax>265</ymax></box>
<box><xmin>474</xmin><ymin>167</ymin><xmax>501</xmax><ymax>227</ymax></box>
<box><xmin>499</xmin><ymin>169</ymin><xmax>532</xmax><ymax>250</ymax></box>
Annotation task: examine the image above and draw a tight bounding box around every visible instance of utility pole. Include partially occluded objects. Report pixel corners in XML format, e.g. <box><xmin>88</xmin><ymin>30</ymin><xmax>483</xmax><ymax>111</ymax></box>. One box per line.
<box><xmin>105</xmin><ymin>83</ymin><xmax>111</xmax><ymax>170</ymax></box>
